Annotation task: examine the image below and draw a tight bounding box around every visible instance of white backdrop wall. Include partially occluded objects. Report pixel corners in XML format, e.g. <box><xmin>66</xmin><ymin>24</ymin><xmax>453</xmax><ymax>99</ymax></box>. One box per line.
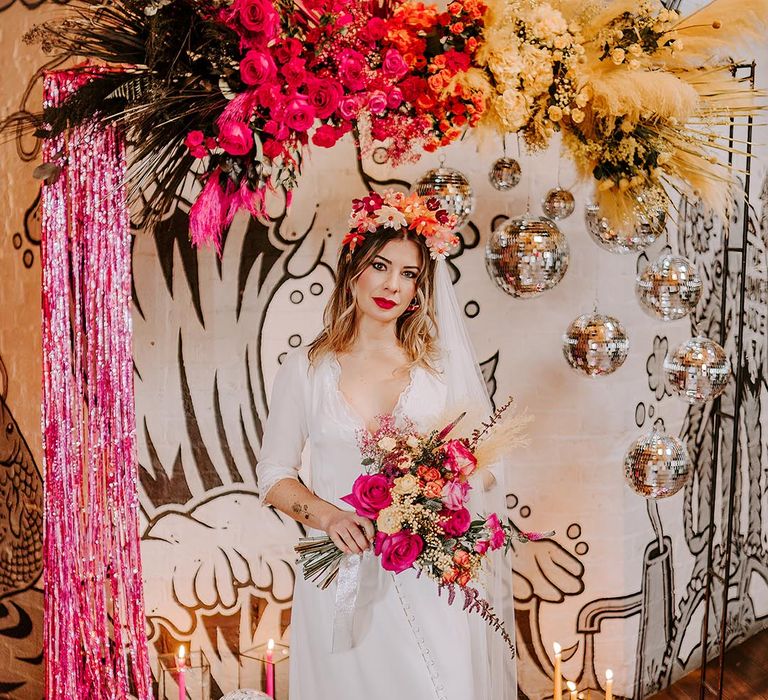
<box><xmin>0</xmin><ymin>2</ymin><xmax>766</xmax><ymax>700</ymax></box>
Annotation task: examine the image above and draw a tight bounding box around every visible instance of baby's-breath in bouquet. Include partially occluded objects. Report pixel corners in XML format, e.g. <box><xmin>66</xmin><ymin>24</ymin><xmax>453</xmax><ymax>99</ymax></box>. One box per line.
<box><xmin>295</xmin><ymin>398</ymin><xmax>552</xmax><ymax>654</ymax></box>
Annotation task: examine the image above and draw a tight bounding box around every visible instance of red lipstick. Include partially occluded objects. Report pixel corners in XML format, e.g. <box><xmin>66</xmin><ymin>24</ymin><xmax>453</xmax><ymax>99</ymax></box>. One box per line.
<box><xmin>373</xmin><ymin>297</ymin><xmax>397</xmax><ymax>309</ymax></box>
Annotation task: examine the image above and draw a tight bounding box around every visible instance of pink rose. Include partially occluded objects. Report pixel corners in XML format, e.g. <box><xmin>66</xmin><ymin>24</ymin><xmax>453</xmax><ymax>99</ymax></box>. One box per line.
<box><xmin>439</xmin><ymin>507</ymin><xmax>471</xmax><ymax>537</ymax></box>
<box><xmin>474</xmin><ymin>539</ymin><xmax>490</xmax><ymax>554</ymax></box>
<box><xmin>374</xmin><ymin>531</ymin><xmax>424</xmax><ymax>573</ymax></box>
<box><xmin>337</xmin><ymin>95</ymin><xmax>360</xmax><ymax>121</ymax></box>
<box><xmin>311</xmin><ymin>124</ymin><xmax>340</xmax><ymax>148</ymax></box>
<box><xmin>363</xmin><ymin>17</ymin><xmax>387</xmax><ymax>41</ymax></box>
<box><xmin>274</xmin><ymin>37</ymin><xmax>302</xmax><ymax>65</ymax></box>
<box><xmin>338</xmin><ymin>49</ymin><xmax>367</xmax><ymax>91</ymax></box>
<box><xmin>184</xmin><ymin>131</ymin><xmax>207</xmax><ymax>158</ymax></box>
<box><xmin>257</xmin><ymin>84</ymin><xmax>281</xmax><ymax>108</ymax></box>
<box><xmin>218</xmin><ymin>121</ymin><xmax>253</xmax><ymax>156</ymax></box>
<box><xmin>307</xmin><ymin>78</ymin><xmax>343</xmax><ymax>119</ymax></box>
<box><xmin>240</xmin><ymin>50</ymin><xmax>277</xmax><ymax>86</ymax></box>
<box><xmin>281</xmin><ymin>57</ymin><xmax>307</xmax><ymax>88</ymax></box>
<box><xmin>237</xmin><ymin>0</ymin><xmax>280</xmax><ymax>42</ymax></box>
<box><xmin>341</xmin><ymin>474</ymin><xmax>392</xmax><ymax>519</ymax></box>
<box><xmin>441</xmin><ymin>439</ymin><xmax>477</xmax><ymax>477</ymax></box>
<box><xmin>382</xmin><ymin>49</ymin><xmax>409</xmax><ymax>80</ymax></box>
<box><xmin>387</xmin><ymin>87</ymin><xmax>404</xmax><ymax>109</ymax></box>
<box><xmin>264</xmin><ymin>118</ymin><xmax>289</xmax><ymax>140</ymax></box>
<box><xmin>367</xmin><ymin>90</ymin><xmax>388</xmax><ymax>116</ymax></box>
<box><xmin>283</xmin><ymin>96</ymin><xmax>315</xmax><ymax>132</ymax></box>
<box><xmin>263</xmin><ymin>139</ymin><xmax>283</xmax><ymax>159</ymax></box>
<box><xmin>441</xmin><ymin>480</ymin><xmax>470</xmax><ymax>510</ymax></box>
<box><xmin>485</xmin><ymin>513</ymin><xmax>506</xmax><ymax>550</ymax></box>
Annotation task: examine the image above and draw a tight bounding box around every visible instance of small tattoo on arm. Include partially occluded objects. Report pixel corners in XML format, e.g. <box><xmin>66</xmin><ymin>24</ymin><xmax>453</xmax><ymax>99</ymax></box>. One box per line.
<box><xmin>292</xmin><ymin>502</ymin><xmax>311</xmax><ymax>521</ymax></box>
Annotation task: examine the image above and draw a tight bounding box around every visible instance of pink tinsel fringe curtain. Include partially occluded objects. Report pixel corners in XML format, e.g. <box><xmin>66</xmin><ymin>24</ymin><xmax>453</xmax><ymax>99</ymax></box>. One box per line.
<box><xmin>41</xmin><ymin>70</ymin><xmax>152</xmax><ymax>699</ymax></box>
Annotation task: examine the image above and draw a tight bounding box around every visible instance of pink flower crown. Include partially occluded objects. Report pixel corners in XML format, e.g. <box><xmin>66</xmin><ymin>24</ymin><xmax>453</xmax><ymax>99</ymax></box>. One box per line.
<box><xmin>343</xmin><ymin>190</ymin><xmax>459</xmax><ymax>259</ymax></box>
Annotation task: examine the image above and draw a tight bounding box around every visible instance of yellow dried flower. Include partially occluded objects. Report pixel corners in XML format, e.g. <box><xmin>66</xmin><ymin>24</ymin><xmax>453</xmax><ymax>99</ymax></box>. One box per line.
<box><xmin>570</xmin><ymin>108</ymin><xmax>584</xmax><ymax>124</ymax></box>
<box><xmin>611</xmin><ymin>48</ymin><xmax>626</xmax><ymax>65</ymax></box>
<box><xmin>377</xmin><ymin>436</ymin><xmax>397</xmax><ymax>452</ymax></box>
<box><xmin>548</xmin><ymin>105</ymin><xmax>563</xmax><ymax>122</ymax></box>
<box><xmin>393</xmin><ymin>474</ymin><xmax>420</xmax><ymax>495</ymax></box>
<box><xmin>376</xmin><ymin>506</ymin><xmax>402</xmax><ymax>534</ymax></box>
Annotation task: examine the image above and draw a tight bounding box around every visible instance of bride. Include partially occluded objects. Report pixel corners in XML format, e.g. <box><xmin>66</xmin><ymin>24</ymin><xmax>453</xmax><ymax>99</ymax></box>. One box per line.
<box><xmin>256</xmin><ymin>190</ymin><xmax>517</xmax><ymax>699</ymax></box>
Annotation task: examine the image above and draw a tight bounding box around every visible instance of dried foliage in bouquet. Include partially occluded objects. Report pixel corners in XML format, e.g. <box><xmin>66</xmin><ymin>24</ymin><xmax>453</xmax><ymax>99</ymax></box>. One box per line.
<box><xmin>295</xmin><ymin>400</ymin><xmax>550</xmax><ymax>657</ymax></box>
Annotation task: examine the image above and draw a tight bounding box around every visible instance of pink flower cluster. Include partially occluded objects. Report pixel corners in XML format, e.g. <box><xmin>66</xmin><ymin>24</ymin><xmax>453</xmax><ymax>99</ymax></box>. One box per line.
<box><xmin>339</xmin><ymin>414</ymin><xmax>515</xmax><ymax>585</ymax></box>
<box><xmin>344</xmin><ymin>189</ymin><xmax>459</xmax><ymax>259</ymax></box>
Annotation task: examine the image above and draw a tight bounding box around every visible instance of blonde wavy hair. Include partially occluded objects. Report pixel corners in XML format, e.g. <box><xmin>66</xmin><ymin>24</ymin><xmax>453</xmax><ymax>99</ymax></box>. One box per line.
<box><xmin>308</xmin><ymin>227</ymin><xmax>439</xmax><ymax>370</ymax></box>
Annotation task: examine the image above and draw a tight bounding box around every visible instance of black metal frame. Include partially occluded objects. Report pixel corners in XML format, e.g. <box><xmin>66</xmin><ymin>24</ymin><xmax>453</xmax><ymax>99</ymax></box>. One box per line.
<box><xmin>697</xmin><ymin>61</ymin><xmax>756</xmax><ymax>700</ymax></box>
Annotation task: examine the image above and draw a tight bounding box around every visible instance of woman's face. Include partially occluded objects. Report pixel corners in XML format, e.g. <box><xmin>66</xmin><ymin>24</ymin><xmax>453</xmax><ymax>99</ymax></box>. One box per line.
<box><xmin>354</xmin><ymin>237</ymin><xmax>423</xmax><ymax>322</ymax></box>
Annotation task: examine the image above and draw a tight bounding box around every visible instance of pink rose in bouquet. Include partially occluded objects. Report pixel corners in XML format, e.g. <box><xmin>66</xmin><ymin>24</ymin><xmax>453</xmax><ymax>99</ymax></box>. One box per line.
<box><xmin>338</xmin><ymin>95</ymin><xmax>361</xmax><ymax>121</ymax></box>
<box><xmin>184</xmin><ymin>130</ymin><xmax>208</xmax><ymax>159</ymax></box>
<box><xmin>282</xmin><ymin>57</ymin><xmax>308</xmax><ymax>88</ymax></box>
<box><xmin>387</xmin><ymin>87</ymin><xmax>404</xmax><ymax>109</ymax></box>
<box><xmin>338</xmin><ymin>49</ymin><xmax>367</xmax><ymax>91</ymax></box>
<box><xmin>236</xmin><ymin>0</ymin><xmax>281</xmax><ymax>43</ymax></box>
<box><xmin>441</xmin><ymin>479</ymin><xmax>469</xmax><ymax>510</ymax></box>
<box><xmin>375</xmin><ymin>531</ymin><xmax>424</xmax><ymax>573</ymax></box>
<box><xmin>307</xmin><ymin>78</ymin><xmax>343</xmax><ymax>119</ymax></box>
<box><xmin>263</xmin><ymin>139</ymin><xmax>283</xmax><ymax>159</ymax></box>
<box><xmin>218</xmin><ymin>121</ymin><xmax>253</xmax><ymax>156</ymax></box>
<box><xmin>382</xmin><ymin>48</ymin><xmax>409</xmax><ymax>80</ymax></box>
<box><xmin>311</xmin><ymin>124</ymin><xmax>341</xmax><ymax>148</ymax></box>
<box><xmin>441</xmin><ymin>439</ymin><xmax>477</xmax><ymax>477</ymax></box>
<box><xmin>283</xmin><ymin>96</ymin><xmax>316</xmax><ymax>132</ymax></box>
<box><xmin>341</xmin><ymin>474</ymin><xmax>392</xmax><ymax>519</ymax></box>
<box><xmin>485</xmin><ymin>513</ymin><xmax>506</xmax><ymax>550</ymax></box>
<box><xmin>367</xmin><ymin>90</ymin><xmax>388</xmax><ymax>116</ymax></box>
<box><xmin>240</xmin><ymin>50</ymin><xmax>277</xmax><ymax>86</ymax></box>
<box><xmin>274</xmin><ymin>37</ymin><xmax>302</xmax><ymax>65</ymax></box>
<box><xmin>439</xmin><ymin>506</ymin><xmax>471</xmax><ymax>536</ymax></box>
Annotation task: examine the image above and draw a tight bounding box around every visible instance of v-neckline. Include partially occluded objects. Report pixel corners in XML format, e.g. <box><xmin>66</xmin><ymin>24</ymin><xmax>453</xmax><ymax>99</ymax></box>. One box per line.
<box><xmin>331</xmin><ymin>354</ymin><xmax>416</xmax><ymax>436</ymax></box>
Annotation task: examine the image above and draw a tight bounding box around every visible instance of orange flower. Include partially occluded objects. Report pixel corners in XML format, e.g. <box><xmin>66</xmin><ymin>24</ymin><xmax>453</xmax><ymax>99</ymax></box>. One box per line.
<box><xmin>424</xmin><ymin>481</ymin><xmax>443</xmax><ymax>499</ymax></box>
<box><xmin>448</xmin><ymin>1</ymin><xmax>463</xmax><ymax>16</ymax></box>
<box><xmin>423</xmin><ymin>467</ymin><xmax>441</xmax><ymax>482</ymax></box>
<box><xmin>466</xmin><ymin>36</ymin><xmax>478</xmax><ymax>52</ymax></box>
<box><xmin>416</xmin><ymin>93</ymin><xmax>436</xmax><ymax>111</ymax></box>
<box><xmin>428</xmin><ymin>74</ymin><xmax>444</xmax><ymax>93</ymax></box>
<box><xmin>417</xmin><ymin>465</ymin><xmax>429</xmax><ymax>479</ymax></box>
<box><xmin>442</xmin><ymin>567</ymin><xmax>458</xmax><ymax>583</ymax></box>
<box><xmin>457</xmin><ymin>571</ymin><xmax>471</xmax><ymax>587</ymax></box>
<box><xmin>450</xmin><ymin>22</ymin><xmax>464</xmax><ymax>33</ymax></box>
<box><xmin>453</xmin><ymin>549</ymin><xmax>471</xmax><ymax>567</ymax></box>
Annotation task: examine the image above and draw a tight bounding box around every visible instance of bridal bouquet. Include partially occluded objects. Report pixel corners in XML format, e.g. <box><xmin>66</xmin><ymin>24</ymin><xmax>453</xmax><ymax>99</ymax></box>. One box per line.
<box><xmin>296</xmin><ymin>400</ymin><xmax>552</xmax><ymax>650</ymax></box>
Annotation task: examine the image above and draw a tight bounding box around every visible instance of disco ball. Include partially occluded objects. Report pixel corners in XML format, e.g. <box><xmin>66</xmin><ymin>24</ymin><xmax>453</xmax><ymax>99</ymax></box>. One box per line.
<box><xmin>635</xmin><ymin>254</ymin><xmax>702</xmax><ymax>321</ymax></box>
<box><xmin>413</xmin><ymin>166</ymin><xmax>474</xmax><ymax>228</ymax></box>
<box><xmin>542</xmin><ymin>187</ymin><xmax>575</xmax><ymax>220</ymax></box>
<box><xmin>585</xmin><ymin>196</ymin><xmax>667</xmax><ymax>253</ymax></box>
<box><xmin>489</xmin><ymin>157</ymin><xmax>521</xmax><ymax>191</ymax></box>
<box><xmin>562</xmin><ymin>312</ymin><xmax>629</xmax><ymax>376</ymax></box>
<box><xmin>624</xmin><ymin>430</ymin><xmax>691</xmax><ymax>499</ymax></box>
<box><xmin>663</xmin><ymin>336</ymin><xmax>731</xmax><ymax>403</ymax></box>
<box><xmin>485</xmin><ymin>215</ymin><xmax>570</xmax><ymax>298</ymax></box>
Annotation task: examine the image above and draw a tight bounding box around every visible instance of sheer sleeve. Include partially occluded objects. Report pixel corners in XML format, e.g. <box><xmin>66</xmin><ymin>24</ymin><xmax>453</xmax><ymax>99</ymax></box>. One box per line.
<box><xmin>256</xmin><ymin>348</ymin><xmax>310</xmax><ymax>505</ymax></box>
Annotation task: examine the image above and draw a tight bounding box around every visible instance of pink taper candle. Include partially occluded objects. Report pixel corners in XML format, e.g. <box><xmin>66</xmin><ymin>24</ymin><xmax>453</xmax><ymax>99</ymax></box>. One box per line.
<box><xmin>266</xmin><ymin>639</ymin><xmax>275</xmax><ymax>698</ymax></box>
<box><xmin>177</xmin><ymin>645</ymin><xmax>186</xmax><ymax>700</ymax></box>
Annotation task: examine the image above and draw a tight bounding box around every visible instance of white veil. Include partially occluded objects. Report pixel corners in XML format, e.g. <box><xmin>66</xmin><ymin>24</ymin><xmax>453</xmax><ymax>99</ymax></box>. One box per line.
<box><xmin>433</xmin><ymin>259</ymin><xmax>518</xmax><ymax>700</ymax></box>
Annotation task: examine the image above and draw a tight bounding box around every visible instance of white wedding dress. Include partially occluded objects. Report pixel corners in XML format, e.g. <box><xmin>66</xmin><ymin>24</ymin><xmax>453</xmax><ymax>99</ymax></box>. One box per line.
<box><xmin>256</xmin><ymin>347</ymin><xmax>490</xmax><ymax>700</ymax></box>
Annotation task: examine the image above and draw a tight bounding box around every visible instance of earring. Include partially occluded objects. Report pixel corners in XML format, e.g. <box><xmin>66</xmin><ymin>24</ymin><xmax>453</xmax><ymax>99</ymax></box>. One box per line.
<box><xmin>406</xmin><ymin>298</ymin><xmax>420</xmax><ymax>313</ymax></box>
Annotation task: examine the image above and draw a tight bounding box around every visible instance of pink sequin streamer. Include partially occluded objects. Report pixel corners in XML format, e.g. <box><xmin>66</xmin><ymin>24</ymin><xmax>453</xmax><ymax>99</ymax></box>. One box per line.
<box><xmin>41</xmin><ymin>70</ymin><xmax>153</xmax><ymax>700</ymax></box>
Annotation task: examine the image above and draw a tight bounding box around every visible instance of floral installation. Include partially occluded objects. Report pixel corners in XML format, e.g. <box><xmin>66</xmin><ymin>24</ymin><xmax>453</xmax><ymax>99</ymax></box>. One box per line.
<box><xmin>343</xmin><ymin>189</ymin><xmax>460</xmax><ymax>259</ymax></box>
<box><xmin>16</xmin><ymin>0</ymin><xmax>768</xmax><ymax>248</ymax></box>
<box><xmin>295</xmin><ymin>401</ymin><xmax>552</xmax><ymax>655</ymax></box>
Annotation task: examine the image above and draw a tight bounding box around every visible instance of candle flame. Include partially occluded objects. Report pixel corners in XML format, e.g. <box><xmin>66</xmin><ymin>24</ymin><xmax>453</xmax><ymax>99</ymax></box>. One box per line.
<box><xmin>606</xmin><ymin>669</ymin><xmax>613</xmax><ymax>681</ymax></box>
<box><xmin>267</xmin><ymin>638</ymin><xmax>275</xmax><ymax>651</ymax></box>
<box><xmin>567</xmin><ymin>681</ymin><xmax>577</xmax><ymax>691</ymax></box>
<box><xmin>553</xmin><ymin>641</ymin><xmax>561</xmax><ymax>654</ymax></box>
<box><xmin>178</xmin><ymin>644</ymin><xmax>186</xmax><ymax>660</ymax></box>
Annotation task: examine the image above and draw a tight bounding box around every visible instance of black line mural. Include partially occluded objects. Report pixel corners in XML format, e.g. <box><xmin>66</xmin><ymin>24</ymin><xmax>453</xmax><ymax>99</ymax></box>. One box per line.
<box><xmin>0</xmin><ymin>353</ymin><xmax>44</xmax><ymax>698</ymax></box>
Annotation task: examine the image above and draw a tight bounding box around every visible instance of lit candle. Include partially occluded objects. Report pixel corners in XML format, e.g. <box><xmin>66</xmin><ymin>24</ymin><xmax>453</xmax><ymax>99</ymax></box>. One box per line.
<box><xmin>567</xmin><ymin>681</ymin><xmax>577</xmax><ymax>700</ymax></box>
<box><xmin>177</xmin><ymin>645</ymin><xmax>186</xmax><ymax>700</ymax></box>
<box><xmin>605</xmin><ymin>669</ymin><xmax>613</xmax><ymax>700</ymax></box>
<box><xmin>553</xmin><ymin>642</ymin><xmax>562</xmax><ymax>699</ymax></box>
<box><xmin>265</xmin><ymin>638</ymin><xmax>275</xmax><ymax>699</ymax></box>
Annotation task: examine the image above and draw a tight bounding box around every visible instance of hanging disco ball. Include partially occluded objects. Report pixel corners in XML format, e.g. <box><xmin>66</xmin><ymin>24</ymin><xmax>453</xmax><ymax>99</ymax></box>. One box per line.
<box><xmin>585</xmin><ymin>195</ymin><xmax>667</xmax><ymax>254</ymax></box>
<box><xmin>485</xmin><ymin>215</ymin><xmax>569</xmax><ymax>298</ymax></box>
<box><xmin>489</xmin><ymin>157</ymin><xmax>522</xmax><ymax>191</ymax></box>
<box><xmin>542</xmin><ymin>187</ymin><xmax>575</xmax><ymax>220</ymax></box>
<box><xmin>562</xmin><ymin>312</ymin><xmax>629</xmax><ymax>376</ymax></box>
<box><xmin>413</xmin><ymin>165</ymin><xmax>474</xmax><ymax>228</ymax></box>
<box><xmin>635</xmin><ymin>254</ymin><xmax>703</xmax><ymax>321</ymax></box>
<box><xmin>663</xmin><ymin>336</ymin><xmax>731</xmax><ymax>403</ymax></box>
<box><xmin>624</xmin><ymin>430</ymin><xmax>691</xmax><ymax>499</ymax></box>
